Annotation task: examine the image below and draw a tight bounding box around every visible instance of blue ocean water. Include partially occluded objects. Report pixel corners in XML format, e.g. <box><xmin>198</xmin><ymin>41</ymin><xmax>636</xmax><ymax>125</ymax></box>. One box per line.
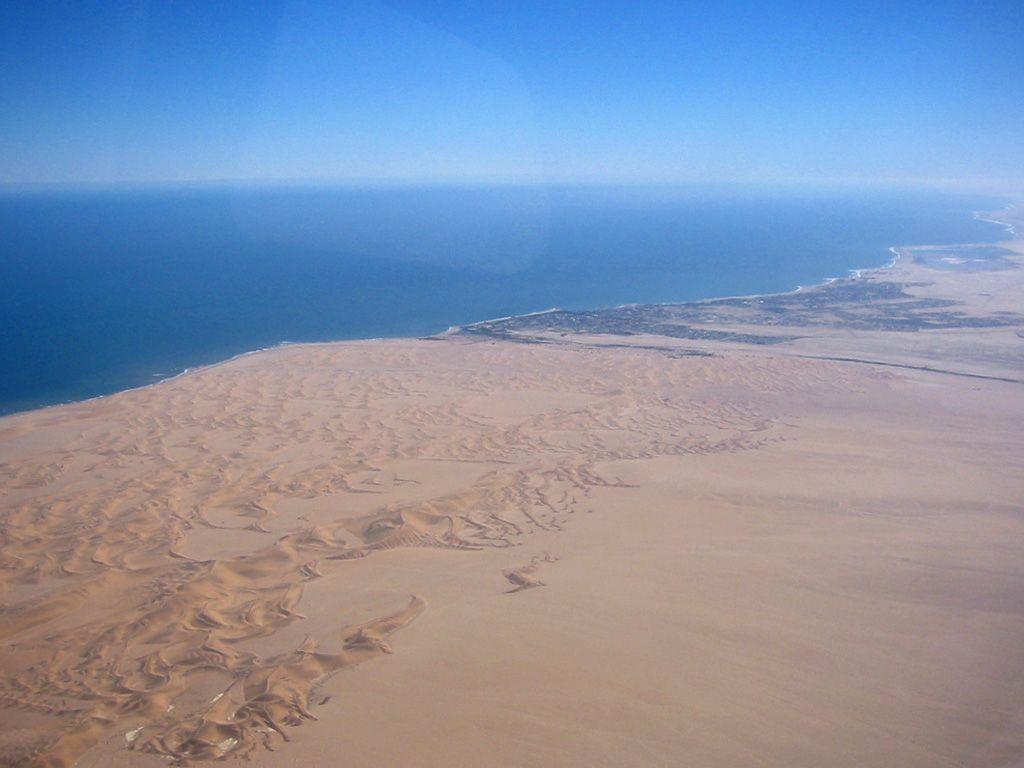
<box><xmin>0</xmin><ymin>184</ymin><xmax>1008</xmax><ymax>415</ymax></box>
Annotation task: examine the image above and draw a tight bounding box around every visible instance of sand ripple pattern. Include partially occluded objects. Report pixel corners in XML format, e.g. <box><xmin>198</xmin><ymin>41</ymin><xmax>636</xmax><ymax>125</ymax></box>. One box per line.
<box><xmin>0</xmin><ymin>340</ymin><xmax>831</xmax><ymax>766</ymax></box>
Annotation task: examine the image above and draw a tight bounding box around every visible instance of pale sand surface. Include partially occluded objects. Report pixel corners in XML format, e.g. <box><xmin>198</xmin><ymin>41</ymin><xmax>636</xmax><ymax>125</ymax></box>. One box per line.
<box><xmin>2</xmin><ymin>209</ymin><xmax>1024</xmax><ymax>767</ymax></box>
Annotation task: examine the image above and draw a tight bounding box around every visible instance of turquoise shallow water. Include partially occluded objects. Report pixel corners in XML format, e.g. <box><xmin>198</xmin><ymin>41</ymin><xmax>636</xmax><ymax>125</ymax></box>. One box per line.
<box><xmin>0</xmin><ymin>184</ymin><xmax>1008</xmax><ymax>415</ymax></box>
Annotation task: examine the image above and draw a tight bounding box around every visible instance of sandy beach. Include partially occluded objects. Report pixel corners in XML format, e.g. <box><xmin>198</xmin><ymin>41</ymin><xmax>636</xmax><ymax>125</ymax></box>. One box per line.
<box><xmin>2</xmin><ymin>206</ymin><xmax>1023</xmax><ymax>768</ymax></box>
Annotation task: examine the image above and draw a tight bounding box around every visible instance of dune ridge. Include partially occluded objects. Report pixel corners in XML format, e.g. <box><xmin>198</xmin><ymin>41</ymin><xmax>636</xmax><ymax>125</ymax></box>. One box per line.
<box><xmin>0</xmin><ymin>343</ymin><xmax>804</xmax><ymax>766</ymax></box>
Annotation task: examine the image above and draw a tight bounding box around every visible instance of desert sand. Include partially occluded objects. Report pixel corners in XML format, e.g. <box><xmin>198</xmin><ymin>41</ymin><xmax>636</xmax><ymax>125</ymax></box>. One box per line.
<box><xmin>1</xmin><ymin>207</ymin><xmax>1023</xmax><ymax>768</ymax></box>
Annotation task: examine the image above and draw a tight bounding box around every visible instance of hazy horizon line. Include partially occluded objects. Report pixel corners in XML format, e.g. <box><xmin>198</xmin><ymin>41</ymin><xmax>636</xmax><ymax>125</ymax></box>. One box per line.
<box><xmin>2</xmin><ymin>174</ymin><xmax>1022</xmax><ymax>198</ymax></box>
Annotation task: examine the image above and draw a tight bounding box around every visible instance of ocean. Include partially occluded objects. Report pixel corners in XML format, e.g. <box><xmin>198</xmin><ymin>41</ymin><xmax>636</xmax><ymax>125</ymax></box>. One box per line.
<box><xmin>0</xmin><ymin>184</ymin><xmax>1008</xmax><ymax>416</ymax></box>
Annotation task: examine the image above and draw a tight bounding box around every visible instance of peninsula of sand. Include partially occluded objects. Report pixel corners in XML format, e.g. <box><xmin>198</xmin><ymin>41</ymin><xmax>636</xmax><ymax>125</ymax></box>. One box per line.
<box><xmin>2</xmin><ymin>206</ymin><xmax>1023</xmax><ymax>768</ymax></box>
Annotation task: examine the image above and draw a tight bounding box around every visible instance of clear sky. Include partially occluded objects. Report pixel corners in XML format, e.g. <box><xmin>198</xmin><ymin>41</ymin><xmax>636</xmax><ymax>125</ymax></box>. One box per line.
<box><xmin>1</xmin><ymin>0</ymin><xmax>1021</xmax><ymax>189</ymax></box>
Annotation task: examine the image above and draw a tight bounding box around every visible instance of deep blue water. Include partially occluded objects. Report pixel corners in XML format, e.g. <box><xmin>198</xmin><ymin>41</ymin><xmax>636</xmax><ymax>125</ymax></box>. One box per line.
<box><xmin>0</xmin><ymin>184</ymin><xmax>1008</xmax><ymax>415</ymax></box>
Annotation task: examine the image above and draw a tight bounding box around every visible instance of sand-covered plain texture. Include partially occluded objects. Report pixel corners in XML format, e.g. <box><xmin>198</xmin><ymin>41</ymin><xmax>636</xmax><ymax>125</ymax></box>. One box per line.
<box><xmin>2</xmin><ymin>208</ymin><xmax>1024</xmax><ymax>767</ymax></box>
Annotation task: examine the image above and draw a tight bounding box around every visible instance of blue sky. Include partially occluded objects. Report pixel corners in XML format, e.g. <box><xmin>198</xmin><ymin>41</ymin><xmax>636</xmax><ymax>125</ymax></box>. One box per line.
<box><xmin>1</xmin><ymin>0</ymin><xmax>1021</xmax><ymax>188</ymax></box>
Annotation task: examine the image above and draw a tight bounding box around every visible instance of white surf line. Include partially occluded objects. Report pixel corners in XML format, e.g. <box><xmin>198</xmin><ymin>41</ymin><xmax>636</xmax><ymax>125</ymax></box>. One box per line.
<box><xmin>973</xmin><ymin>207</ymin><xmax>1018</xmax><ymax>238</ymax></box>
<box><xmin>453</xmin><ymin>245</ymin><xmax>907</xmax><ymax>331</ymax></box>
<box><xmin>448</xmin><ymin>213</ymin><xmax>1017</xmax><ymax>335</ymax></box>
<box><xmin>0</xmin><ymin>340</ymin><xmax>320</xmax><ymax>420</ymax></box>
<box><xmin>447</xmin><ymin>307</ymin><xmax>563</xmax><ymax>332</ymax></box>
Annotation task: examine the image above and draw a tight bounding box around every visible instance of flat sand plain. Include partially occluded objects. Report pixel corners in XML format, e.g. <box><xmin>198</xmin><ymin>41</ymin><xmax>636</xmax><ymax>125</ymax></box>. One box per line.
<box><xmin>2</xmin><ymin>209</ymin><xmax>1023</xmax><ymax>767</ymax></box>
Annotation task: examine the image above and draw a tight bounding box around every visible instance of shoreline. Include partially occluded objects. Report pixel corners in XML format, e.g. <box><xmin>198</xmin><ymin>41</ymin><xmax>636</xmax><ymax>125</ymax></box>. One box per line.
<box><xmin>2</xmin><ymin>206</ymin><xmax>1017</xmax><ymax>422</ymax></box>
<box><xmin>974</xmin><ymin>207</ymin><xmax>1018</xmax><ymax>237</ymax></box>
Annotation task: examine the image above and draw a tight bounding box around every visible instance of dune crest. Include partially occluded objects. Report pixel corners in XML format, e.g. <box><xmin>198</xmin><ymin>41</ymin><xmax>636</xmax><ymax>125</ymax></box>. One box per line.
<box><xmin>0</xmin><ymin>342</ymin><xmax>791</xmax><ymax>766</ymax></box>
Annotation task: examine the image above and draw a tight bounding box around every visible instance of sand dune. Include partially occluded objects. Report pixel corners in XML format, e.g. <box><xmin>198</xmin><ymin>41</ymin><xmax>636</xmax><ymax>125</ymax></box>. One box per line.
<box><xmin>2</xmin><ymin>225</ymin><xmax>1024</xmax><ymax>766</ymax></box>
<box><xmin>0</xmin><ymin>343</ymin><xmax>842</xmax><ymax>766</ymax></box>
